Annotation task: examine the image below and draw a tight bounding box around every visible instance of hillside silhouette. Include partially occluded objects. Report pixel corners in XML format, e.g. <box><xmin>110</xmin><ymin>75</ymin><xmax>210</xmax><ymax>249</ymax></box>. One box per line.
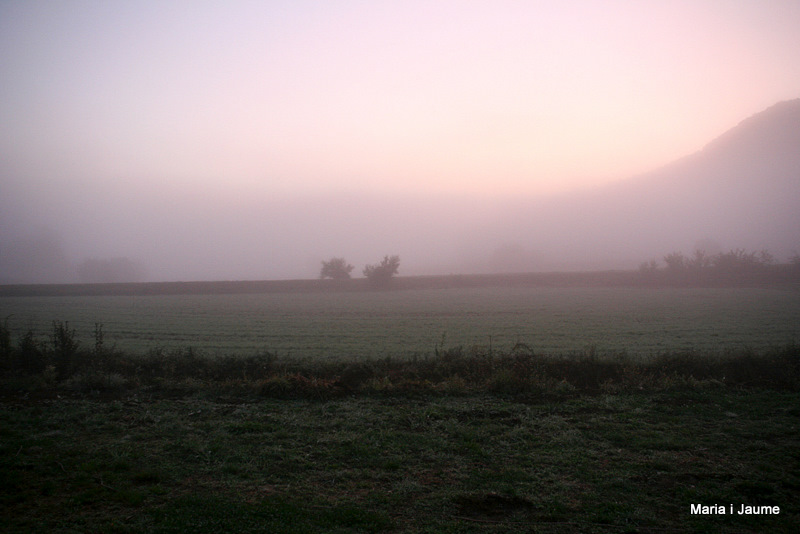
<box><xmin>488</xmin><ymin>99</ymin><xmax>800</xmax><ymax>272</ymax></box>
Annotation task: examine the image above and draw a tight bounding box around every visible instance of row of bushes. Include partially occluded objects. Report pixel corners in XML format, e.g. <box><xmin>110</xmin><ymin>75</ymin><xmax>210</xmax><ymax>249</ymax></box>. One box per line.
<box><xmin>2</xmin><ymin>321</ymin><xmax>798</xmax><ymax>398</ymax></box>
<box><xmin>638</xmin><ymin>248</ymin><xmax>800</xmax><ymax>284</ymax></box>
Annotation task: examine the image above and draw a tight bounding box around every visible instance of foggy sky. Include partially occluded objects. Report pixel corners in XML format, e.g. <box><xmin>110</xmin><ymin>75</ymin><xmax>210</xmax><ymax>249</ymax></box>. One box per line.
<box><xmin>1</xmin><ymin>1</ymin><xmax>799</xmax><ymax>283</ymax></box>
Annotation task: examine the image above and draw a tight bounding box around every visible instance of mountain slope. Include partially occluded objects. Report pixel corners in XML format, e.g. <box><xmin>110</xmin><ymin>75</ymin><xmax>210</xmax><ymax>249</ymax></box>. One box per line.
<box><xmin>488</xmin><ymin>99</ymin><xmax>800</xmax><ymax>271</ymax></box>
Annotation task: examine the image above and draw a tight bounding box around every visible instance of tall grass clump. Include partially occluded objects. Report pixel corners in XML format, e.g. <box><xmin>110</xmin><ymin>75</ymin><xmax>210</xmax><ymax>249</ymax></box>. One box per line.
<box><xmin>51</xmin><ymin>321</ymin><xmax>79</xmax><ymax>381</ymax></box>
<box><xmin>18</xmin><ymin>330</ymin><xmax>48</xmax><ymax>376</ymax></box>
<box><xmin>1</xmin><ymin>319</ymin><xmax>798</xmax><ymax>398</ymax></box>
<box><xmin>0</xmin><ymin>316</ymin><xmax>10</xmax><ymax>364</ymax></box>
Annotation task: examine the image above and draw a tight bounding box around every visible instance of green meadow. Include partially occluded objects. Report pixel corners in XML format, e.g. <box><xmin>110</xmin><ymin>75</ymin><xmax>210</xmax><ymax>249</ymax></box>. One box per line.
<box><xmin>2</xmin><ymin>286</ymin><xmax>799</xmax><ymax>357</ymax></box>
<box><xmin>2</xmin><ymin>284</ymin><xmax>799</xmax><ymax>532</ymax></box>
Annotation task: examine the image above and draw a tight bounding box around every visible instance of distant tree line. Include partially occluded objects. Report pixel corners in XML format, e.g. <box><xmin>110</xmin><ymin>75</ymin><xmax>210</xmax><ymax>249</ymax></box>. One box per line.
<box><xmin>320</xmin><ymin>255</ymin><xmax>400</xmax><ymax>286</ymax></box>
<box><xmin>639</xmin><ymin>248</ymin><xmax>800</xmax><ymax>284</ymax></box>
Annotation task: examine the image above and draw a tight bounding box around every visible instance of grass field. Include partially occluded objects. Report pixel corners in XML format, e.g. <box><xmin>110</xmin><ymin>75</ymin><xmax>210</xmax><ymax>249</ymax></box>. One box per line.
<box><xmin>2</xmin><ymin>389</ymin><xmax>798</xmax><ymax>533</ymax></box>
<box><xmin>2</xmin><ymin>286</ymin><xmax>799</xmax><ymax>358</ymax></box>
<box><xmin>2</xmin><ymin>283</ymin><xmax>799</xmax><ymax>532</ymax></box>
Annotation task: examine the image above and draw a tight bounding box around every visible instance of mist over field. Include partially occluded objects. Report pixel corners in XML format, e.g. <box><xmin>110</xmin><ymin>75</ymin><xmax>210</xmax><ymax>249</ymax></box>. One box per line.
<box><xmin>3</xmin><ymin>98</ymin><xmax>799</xmax><ymax>284</ymax></box>
<box><xmin>1</xmin><ymin>2</ymin><xmax>799</xmax><ymax>284</ymax></box>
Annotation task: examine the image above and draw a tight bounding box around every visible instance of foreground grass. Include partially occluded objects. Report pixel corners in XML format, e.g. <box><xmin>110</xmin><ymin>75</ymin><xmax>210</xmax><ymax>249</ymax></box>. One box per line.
<box><xmin>2</xmin><ymin>328</ymin><xmax>798</xmax><ymax>532</ymax></box>
<box><xmin>2</xmin><ymin>387</ymin><xmax>798</xmax><ymax>533</ymax></box>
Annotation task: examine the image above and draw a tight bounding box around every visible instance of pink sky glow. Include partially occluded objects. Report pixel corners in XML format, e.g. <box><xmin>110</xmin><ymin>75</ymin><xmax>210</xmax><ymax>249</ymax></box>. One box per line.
<box><xmin>1</xmin><ymin>1</ymin><xmax>799</xmax><ymax>281</ymax></box>
<box><xmin>2</xmin><ymin>0</ymin><xmax>798</xmax><ymax>197</ymax></box>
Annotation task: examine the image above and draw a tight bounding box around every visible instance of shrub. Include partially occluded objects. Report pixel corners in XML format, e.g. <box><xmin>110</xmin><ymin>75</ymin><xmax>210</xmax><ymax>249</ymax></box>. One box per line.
<box><xmin>62</xmin><ymin>372</ymin><xmax>129</xmax><ymax>394</ymax></box>
<box><xmin>320</xmin><ymin>257</ymin><xmax>354</xmax><ymax>280</ymax></box>
<box><xmin>18</xmin><ymin>330</ymin><xmax>47</xmax><ymax>375</ymax></box>
<box><xmin>652</xmin><ymin>248</ymin><xmax>783</xmax><ymax>283</ymax></box>
<box><xmin>363</xmin><ymin>255</ymin><xmax>400</xmax><ymax>286</ymax></box>
<box><xmin>0</xmin><ymin>316</ymin><xmax>10</xmax><ymax>365</ymax></box>
<box><xmin>487</xmin><ymin>368</ymin><xmax>529</xmax><ymax>394</ymax></box>
<box><xmin>438</xmin><ymin>374</ymin><xmax>468</xmax><ymax>395</ymax></box>
<box><xmin>0</xmin><ymin>317</ymin><xmax>13</xmax><ymax>376</ymax></box>
<box><xmin>51</xmin><ymin>321</ymin><xmax>79</xmax><ymax>380</ymax></box>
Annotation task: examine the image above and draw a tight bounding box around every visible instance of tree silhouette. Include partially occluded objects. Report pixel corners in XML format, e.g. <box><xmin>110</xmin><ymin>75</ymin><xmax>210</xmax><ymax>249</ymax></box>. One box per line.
<box><xmin>363</xmin><ymin>255</ymin><xmax>400</xmax><ymax>286</ymax></box>
<box><xmin>320</xmin><ymin>257</ymin><xmax>354</xmax><ymax>279</ymax></box>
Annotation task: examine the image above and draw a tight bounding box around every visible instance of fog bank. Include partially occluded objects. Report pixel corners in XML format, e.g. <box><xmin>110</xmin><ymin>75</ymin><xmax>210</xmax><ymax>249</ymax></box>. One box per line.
<box><xmin>2</xmin><ymin>99</ymin><xmax>799</xmax><ymax>284</ymax></box>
